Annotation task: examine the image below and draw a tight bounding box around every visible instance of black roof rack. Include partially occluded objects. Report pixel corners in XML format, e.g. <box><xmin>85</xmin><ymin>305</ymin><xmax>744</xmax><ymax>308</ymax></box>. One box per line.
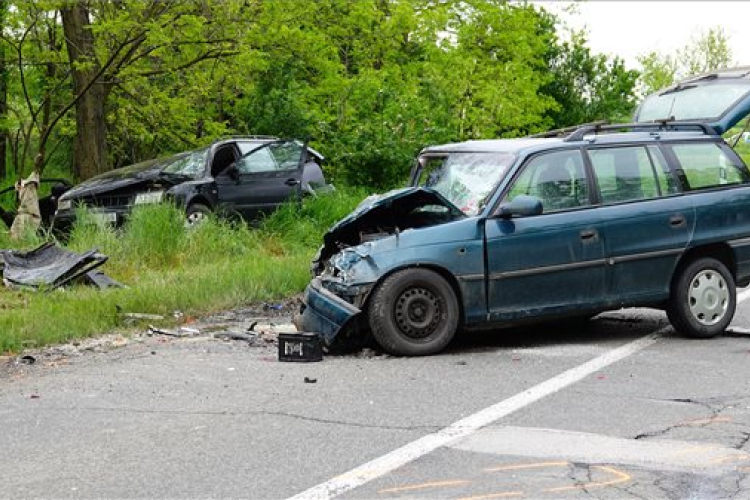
<box><xmin>563</xmin><ymin>120</ymin><xmax>717</xmax><ymax>142</ymax></box>
<box><xmin>528</xmin><ymin>121</ymin><xmax>608</xmax><ymax>139</ymax></box>
<box><xmin>212</xmin><ymin>135</ymin><xmax>279</xmax><ymax>143</ymax></box>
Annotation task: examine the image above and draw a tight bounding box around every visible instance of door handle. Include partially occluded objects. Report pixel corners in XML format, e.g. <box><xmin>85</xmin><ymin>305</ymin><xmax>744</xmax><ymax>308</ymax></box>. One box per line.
<box><xmin>580</xmin><ymin>229</ymin><xmax>598</xmax><ymax>241</ymax></box>
<box><xmin>285</xmin><ymin>178</ymin><xmax>300</xmax><ymax>187</ymax></box>
<box><xmin>669</xmin><ymin>214</ymin><xmax>686</xmax><ymax>227</ymax></box>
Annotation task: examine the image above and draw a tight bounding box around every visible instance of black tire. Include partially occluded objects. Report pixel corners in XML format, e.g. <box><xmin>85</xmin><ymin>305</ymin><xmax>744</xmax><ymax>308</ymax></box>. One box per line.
<box><xmin>667</xmin><ymin>257</ymin><xmax>736</xmax><ymax>338</ymax></box>
<box><xmin>186</xmin><ymin>203</ymin><xmax>211</xmax><ymax>227</ymax></box>
<box><xmin>368</xmin><ymin>268</ymin><xmax>459</xmax><ymax>356</ymax></box>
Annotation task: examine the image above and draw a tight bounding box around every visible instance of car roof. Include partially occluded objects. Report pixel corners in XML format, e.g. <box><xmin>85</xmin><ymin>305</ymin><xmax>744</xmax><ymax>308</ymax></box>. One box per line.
<box><xmin>419</xmin><ymin>130</ymin><xmax>715</xmax><ymax>157</ymax></box>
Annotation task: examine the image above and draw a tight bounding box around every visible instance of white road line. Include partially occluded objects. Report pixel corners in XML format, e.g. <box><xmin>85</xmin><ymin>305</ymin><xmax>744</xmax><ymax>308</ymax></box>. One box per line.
<box><xmin>287</xmin><ymin>330</ymin><xmax>665</xmax><ymax>500</ymax></box>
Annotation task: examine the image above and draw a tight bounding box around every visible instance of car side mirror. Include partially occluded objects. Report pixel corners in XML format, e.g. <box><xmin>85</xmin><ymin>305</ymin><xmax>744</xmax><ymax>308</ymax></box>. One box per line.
<box><xmin>495</xmin><ymin>195</ymin><xmax>543</xmax><ymax>218</ymax></box>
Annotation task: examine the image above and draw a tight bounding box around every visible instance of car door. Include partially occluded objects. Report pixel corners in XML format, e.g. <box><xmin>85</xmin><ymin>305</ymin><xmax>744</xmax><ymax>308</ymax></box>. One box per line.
<box><xmin>485</xmin><ymin>149</ymin><xmax>607</xmax><ymax>322</ymax></box>
<box><xmin>216</xmin><ymin>141</ymin><xmax>304</xmax><ymax>220</ymax></box>
<box><xmin>587</xmin><ymin>145</ymin><xmax>695</xmax><ymax>303</ymax></box>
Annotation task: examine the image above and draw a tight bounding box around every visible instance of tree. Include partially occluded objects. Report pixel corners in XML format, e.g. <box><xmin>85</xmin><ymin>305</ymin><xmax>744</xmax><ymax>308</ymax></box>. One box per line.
<box><xmin>638</xmin><ymin>27</ymin><xmax>734</xmax><ymax>96</ymax></box>
<box><xmin>540</xmin><ymin>25</ymin><xmax>640</xmax><ymax>128</ymax></box>
<box><xmin>0</xmin><ymin>0</ymin><xmax>8</xmax><ymax>180</ymax></box>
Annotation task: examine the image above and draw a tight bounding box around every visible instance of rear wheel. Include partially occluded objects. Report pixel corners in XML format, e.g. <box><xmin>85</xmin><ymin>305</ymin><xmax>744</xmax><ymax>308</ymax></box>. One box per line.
<box><xmin>667</xmin><ymin>257</ymin><xmax>735</xmax><ymax>338</ymax></box>
<box><xmin>186</xmin><ymin>203</ymin><xmax>211</xmax><ymax>227</ymax></box>
<box><xmin>369</xmin><ymin>268</ymin><xmax>459</xmax><ymax>356</ymax></box>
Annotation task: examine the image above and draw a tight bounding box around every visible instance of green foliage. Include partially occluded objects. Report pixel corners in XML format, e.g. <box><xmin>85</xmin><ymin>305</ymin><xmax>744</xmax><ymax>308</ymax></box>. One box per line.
<box><xmin>637</xmin><ymin>26</ymin><xmax>734</xmax><ymax>96</ymax></box>
<box><xmin>541</xmin><ymin>29</ymin><xmax>640</xmax><ymax>128</ymax></box>
<box><xmin>0</xmin><ymin>0</ymin><xmax>638</xmax><ymax>190</ymax></box>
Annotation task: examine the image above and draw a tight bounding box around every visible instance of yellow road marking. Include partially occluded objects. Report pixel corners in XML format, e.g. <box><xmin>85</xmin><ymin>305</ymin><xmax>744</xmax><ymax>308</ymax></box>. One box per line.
<box><xmin>484</xmin><ymin>461</ymin><xmax>569</xmax><ymax>472</ymax></box>
<box><xmin>670</xmin><ymin>444</ymin><xmax>720</xmax><ymax>457</ymax></box>
<box><xmin>681</xmin><ymin>416</ymin><xmax>732</xmax><ymax>426</ymax></box>
<box><xmin>377</xmin><ymin>480</ymin><xmax>471</xmax><ymax>494</ymax></box>
<box><xmin>456</xmin><ymin>491</ymin><xmax>524</xmax><ymax>500</ymax></box>
<box><xmin>710</xmin><ymin>454</ymin><xmax>750</xmax><ymax>464</ymax></box>
<box><xmin>543</xmin><ymin>466</ymin><xmax>631</xmax><ymax>493</ymax></box>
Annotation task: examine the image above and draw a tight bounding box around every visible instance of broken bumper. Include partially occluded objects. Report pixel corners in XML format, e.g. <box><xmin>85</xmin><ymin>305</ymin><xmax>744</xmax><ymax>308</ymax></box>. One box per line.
<box><xmin>295</xmin><ymin>278</ymin><xmax>361</xmax><ymax>343</ymax></box>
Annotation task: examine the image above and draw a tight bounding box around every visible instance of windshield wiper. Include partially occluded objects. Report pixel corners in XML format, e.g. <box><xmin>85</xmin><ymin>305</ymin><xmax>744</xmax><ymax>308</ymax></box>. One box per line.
<box><xmin>659</xmin><ymin>83</ymin><xmax>697</xmax><ymax>97</ymax></box>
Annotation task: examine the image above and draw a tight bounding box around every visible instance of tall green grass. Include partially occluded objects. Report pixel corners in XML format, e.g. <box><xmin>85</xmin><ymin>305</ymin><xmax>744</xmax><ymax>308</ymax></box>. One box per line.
<box><xmin>0</xmin><ymin>189</ymin><xmax>366</xmax><ymax>352</ymax></box>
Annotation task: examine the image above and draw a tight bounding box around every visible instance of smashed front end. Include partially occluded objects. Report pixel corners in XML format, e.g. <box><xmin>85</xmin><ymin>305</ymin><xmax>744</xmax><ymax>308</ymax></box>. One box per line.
<box><xmin>295</xmin><ymin>187</ymin><xmax>466</xmax><ymax>344</ymax></box>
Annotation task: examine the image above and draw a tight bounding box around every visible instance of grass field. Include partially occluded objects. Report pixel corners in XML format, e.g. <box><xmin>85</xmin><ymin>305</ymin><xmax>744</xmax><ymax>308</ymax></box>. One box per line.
<box><xmin>0</xmin><ymin>189</ymin><xmax>366</xmax><ymax>353</ymax></box>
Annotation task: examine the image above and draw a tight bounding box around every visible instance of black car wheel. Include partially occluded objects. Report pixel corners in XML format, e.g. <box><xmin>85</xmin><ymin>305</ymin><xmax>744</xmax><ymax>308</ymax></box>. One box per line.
<box><xmin>186</xmin><ymin>203</ymin><xmax>211</xmax><ymax>227</ymax></box>
<box><xmin>369</xmin><ymin>268</ymin><xmax>458</xmax><ymax>356</ymax></box>
<box><xmin>667</xmin><ymin>257</ymin><xmax>736</xmax><ymax>338</ymax></box>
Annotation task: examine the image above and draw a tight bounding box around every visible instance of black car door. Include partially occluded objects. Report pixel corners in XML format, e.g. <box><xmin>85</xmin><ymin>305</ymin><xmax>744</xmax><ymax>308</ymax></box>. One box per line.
<box><xmin>216</xmin><ymin>141</ymin><xmax>304</xmax><ymax>220</ymax></box>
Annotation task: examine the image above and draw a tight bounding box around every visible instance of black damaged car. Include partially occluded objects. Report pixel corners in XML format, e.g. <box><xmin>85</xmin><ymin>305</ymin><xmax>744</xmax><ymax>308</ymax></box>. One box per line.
<box><xmin>53</xmin><ymin>136</ymin><xmax>327</xmax><ymax>230</ymax></box>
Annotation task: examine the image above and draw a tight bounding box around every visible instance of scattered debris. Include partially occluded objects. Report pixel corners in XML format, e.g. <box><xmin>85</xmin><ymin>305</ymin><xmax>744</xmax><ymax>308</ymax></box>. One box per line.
<box><xmin>264</xmin><ymin>303</ymin><xmax>283</xmax><ymax>311</ymax></box>
<box><xmin>304</xmin><ymin>377</ymin><xmax>317</xmax><ymax>384</ymax></box>
<box><xmin>278</xmin><ymin>333</ymin><xmax>323</xmax><ymax>362</ymax></box>
<box><xmin>18</xmin><ymin>355</ymin><xmax>36</xmax><ymax>365</ymax></box>
<box><xmin>0</xmin><ymin>242</ymin><xmax>122</xmax><ymax>290</ymax></box>
<box><xmin>213</xmin><ymin>330</ymin><xmax>258</xmax><ymax>342</ymax></box>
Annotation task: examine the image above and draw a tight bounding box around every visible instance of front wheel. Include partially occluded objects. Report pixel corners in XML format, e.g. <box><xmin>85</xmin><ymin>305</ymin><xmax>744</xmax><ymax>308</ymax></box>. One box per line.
<box><xmin>368</xmin><ymin>268</ymin><xmax>459</xmax><ymax>356</ymax></box>
<box><xmin>667</xmin><ymin>257</ymin><xmax>736</xmax><ymax>338</ymax></box>
<box><xmin>185</xmin><ymin>203</ymin><xmax>211</xmax><ymax>228</ymax></box>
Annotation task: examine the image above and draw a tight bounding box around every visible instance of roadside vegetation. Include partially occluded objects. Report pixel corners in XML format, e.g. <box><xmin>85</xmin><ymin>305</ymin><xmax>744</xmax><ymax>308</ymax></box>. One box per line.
<box><xmin>0</xmin><ymin>1</ymin><xmax>738</xmax><ymax>352</ymax></box>
<box><xmin>0</xmin><ymin>189</ymin><xmax>365</xmax><ymax>353</ymax></box>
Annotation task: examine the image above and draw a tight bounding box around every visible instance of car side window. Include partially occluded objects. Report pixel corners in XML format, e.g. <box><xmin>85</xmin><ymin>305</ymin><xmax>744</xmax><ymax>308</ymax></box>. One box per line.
<box><xmin>669</xmin><ymin>142</ymin><xmax>750</xmax><ymax>190</ymax></box>
<box><xmin>269</xmin><ymin>142</ymin><xmax>304</xmax><ymax>171</ymax></box>
<box><xmin>589</xmin><ymin>146</ymin><xmax>669</xmax><ymax>204</ymax></box>
<box><xmin>236</xmin><ymin>147</ymin><xmax>278</xmax><ymax>174</ymax></box>
<box><xmin>504</xmin><ymin>150</ymin><xmax>590</xmax><ymax>213</ymax></box>
<box><xmin>234</xmin><ymin>142</ymin><xmax>303</xmax><ymax>174</ymax></box>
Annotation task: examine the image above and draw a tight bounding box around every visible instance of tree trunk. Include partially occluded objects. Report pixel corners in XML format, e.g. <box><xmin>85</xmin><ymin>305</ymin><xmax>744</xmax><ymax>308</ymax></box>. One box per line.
<box><xmin>62</xmin><ymin>3</ymin><xmax>108</xmax><ymax>180</ymax></box>
<box><xmin>0</xmin><ymin>0</ymin><xmax>8</xmax><ymax>180</ymax></box>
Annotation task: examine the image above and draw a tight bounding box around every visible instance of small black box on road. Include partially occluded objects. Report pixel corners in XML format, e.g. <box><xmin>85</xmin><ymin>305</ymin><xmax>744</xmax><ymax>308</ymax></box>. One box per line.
<box><xmin>278</xmin><ymin>333</ymin><xmax>323</xmax><ymax>362</ymax></box>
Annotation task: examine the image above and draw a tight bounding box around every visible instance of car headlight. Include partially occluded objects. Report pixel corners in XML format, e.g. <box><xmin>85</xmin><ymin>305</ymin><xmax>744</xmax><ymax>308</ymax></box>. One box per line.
<box><xmin>57</xmin><ymin>199</ymin><xmax>72</xmax><ymax>211</ymax></box>
<box><xmin>134</xmin><ymin>191</ymin><xmax>165</xmax><ymax>205</ymax></box>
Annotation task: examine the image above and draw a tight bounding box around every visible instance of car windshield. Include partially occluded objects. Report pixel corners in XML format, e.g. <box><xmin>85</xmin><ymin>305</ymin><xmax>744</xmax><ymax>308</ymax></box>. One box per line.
<box><xmin>160</xmin><ymin>148</ymin><xmax>208</xmax><ymax>178</ymax></box>
<box><xmin>416</xmin><ymin>152</ymin><xmax>515</xmax><ymax>215</ymax></box>
<box><xmin>638</xmin><ymin>81</ymin><xmax>750</xmax><ymax>122</ymax></box>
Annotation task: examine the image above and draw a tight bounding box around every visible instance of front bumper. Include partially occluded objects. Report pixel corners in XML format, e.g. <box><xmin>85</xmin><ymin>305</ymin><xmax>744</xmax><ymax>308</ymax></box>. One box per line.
<box><xmin>53</xmin><ymin>207</ymin><xmax>130</xmax><ymax>231</ymax></box>
<box><xmin>295</xmin><ymin>278</ymin><xmax>361</xmax><ymax>343</ymax></box>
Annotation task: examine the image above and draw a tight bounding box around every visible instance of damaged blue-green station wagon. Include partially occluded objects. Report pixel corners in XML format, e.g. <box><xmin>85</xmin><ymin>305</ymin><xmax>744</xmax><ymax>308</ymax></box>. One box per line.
<box><xmin>296</xmin><ymin>67</ymin><xmax>750</xmax><ymax>356</ymax></box>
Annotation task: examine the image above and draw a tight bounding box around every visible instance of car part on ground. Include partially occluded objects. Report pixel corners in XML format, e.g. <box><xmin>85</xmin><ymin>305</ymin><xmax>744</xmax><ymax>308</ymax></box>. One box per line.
<box><xmin>52</xmin><ymin>136</ymin><xmax>328</xmax><ymax>231</ymax></box>
<box><xmin>0</xmin><ymin>242</ymin><xmax>122</xmax><ymax>290</ymax></box>
<box><xmin>297</xmin><ymin>69</ymin><xmax>750</xmax><ymax>355</ymax></box>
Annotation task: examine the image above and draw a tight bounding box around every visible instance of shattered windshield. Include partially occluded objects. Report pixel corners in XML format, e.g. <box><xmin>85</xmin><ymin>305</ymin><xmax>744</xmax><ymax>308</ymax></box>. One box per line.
<box><xmin>160</xmin><ymin>148</ymin><xmax>208</xmax><ymax>178</ymax></box>
<box><xmin>416</xmin><ymin>152</ymin><xmax>515</xmax><ymax>215</ymax></box>
<box><xmin>638</xmin><ymin>82</ymin><xmax>750</xmax><ymax>122</ymax></box>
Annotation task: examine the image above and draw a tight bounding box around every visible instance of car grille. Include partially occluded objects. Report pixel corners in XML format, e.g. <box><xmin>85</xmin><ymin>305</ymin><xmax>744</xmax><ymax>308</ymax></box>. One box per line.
<box><xmin>79</xmin><ymin>194</ymin><xmax>133</xmax><ymax>208</ymax></box>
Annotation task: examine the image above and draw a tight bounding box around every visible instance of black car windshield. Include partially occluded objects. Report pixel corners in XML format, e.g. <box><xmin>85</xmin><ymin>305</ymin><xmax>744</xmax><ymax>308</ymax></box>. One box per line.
<box><xmin>160</xmin><ymin>148</ymin><xmax>208</xmax><ymax>178</ymax></box>
<box><xmin>417</xmin><ymin>152</ymin><xmax>515</xmax><ymax>215</ymax></box>
<box><xmin>638</xmin><ymin>81</ymin><xmax>750</xmax><ymax>122</ymax></box>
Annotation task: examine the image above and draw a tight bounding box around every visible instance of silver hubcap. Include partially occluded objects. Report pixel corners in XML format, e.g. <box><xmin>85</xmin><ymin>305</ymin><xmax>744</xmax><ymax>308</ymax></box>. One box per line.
<box><xmin>688</xmin><ymin>269</ymin><xmax>729</xmax><ymax>326</ymax></box>
<box><xmin>185</xmin><ymin>211</ymin><xmax>206</xmax><ymax>227</ymax></box>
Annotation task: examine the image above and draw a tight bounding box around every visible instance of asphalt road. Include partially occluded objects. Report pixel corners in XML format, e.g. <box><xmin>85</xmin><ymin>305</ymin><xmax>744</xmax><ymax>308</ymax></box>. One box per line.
<box><xmin>2</xmin><ymin>297</ymin><xmax>750</xmax><ymax>499</ymax></box>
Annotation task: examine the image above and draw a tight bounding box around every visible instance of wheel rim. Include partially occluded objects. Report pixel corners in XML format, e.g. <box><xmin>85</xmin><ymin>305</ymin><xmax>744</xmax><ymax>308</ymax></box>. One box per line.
<box><xmin>394</xmin><ymin>286</ymin><xmax>442</xmax><ymax>339</ymax></box>
<box><xmin>688</xmin><ymin>269</ymin><xmax>729</xmax><ymax>326</ymax></box>
<box><xmin>186</xmin><ymin>211</ymin><xmax>206</xmax><ymax>227</ymax></box>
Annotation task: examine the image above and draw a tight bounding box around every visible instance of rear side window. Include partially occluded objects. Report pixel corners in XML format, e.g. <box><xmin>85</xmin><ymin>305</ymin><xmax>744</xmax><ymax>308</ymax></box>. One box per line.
<box><xmin>670</xmin><ymin>142</ymin><xmax>750</xmax><ymax>190</ymax></box>
<box><xmin>588</xmin><ymin>146</ymin><xmax>676</xmax><ymax>204</ymax></box>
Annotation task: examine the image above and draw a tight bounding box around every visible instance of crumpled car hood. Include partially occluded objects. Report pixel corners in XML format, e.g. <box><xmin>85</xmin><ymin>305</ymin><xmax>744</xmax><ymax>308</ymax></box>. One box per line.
<box><xmin>60</xmin><ymin>159</ymin><xmax>177</xmax><ymax>200</ymax></box>
<box><xmin>316</xmin><ymin>187</ymin><xmax>465</xmax><ymax>267</ymax></box>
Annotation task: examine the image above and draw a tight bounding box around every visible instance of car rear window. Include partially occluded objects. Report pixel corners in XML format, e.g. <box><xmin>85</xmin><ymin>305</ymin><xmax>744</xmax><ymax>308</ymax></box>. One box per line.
<box><xmin>588</xmin><ymin>146</ymin><xmax>677</xmax><ymax>204</ymax></box>
<box><xmin>669</xmin><ymin>142</ymin><xmax>750</xmax><ymax>190</ymax></box>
